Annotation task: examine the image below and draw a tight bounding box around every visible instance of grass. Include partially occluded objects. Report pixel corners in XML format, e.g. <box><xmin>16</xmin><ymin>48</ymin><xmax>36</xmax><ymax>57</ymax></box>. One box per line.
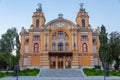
<box><xmin>83</xmin><ymin>68</ymin><xmax>120</xmax><ymax>76</ymax></box>
<box><xmin>18</xmin><ymin>68</ymin><xmax>40</xmax><ymax>76</ymax></box>
<box><xmin>0</xmin><ymin>68</ymin><xmax>40</xmax><ymax>78</ymax></box>
<box><xmin>0</xmin><ymin>71</ymin><xmax>13</xmax><ymax>78</ymax></box>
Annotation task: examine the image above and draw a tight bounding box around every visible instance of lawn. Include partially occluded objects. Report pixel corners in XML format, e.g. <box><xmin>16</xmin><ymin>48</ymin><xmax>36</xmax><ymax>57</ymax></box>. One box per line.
<box><xmin>83</xmin><ymin>68</ymin><xmax>120</xmax><ymax>76</ymax></box>
<box><xmin>0</xmin><ymin>68</ymin><xmax>40</xmax><ymax>78</ymax></box>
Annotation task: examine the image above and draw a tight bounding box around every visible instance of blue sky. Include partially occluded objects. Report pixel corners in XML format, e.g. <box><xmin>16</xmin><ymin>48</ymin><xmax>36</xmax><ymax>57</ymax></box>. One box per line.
<box><xmin>0</xmin><ymin>0</ymin><xmax>120</xmax><ymax>37</ymax></box>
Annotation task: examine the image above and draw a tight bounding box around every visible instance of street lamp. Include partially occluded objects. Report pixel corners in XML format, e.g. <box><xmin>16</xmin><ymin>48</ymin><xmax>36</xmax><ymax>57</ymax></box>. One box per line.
<box><xmin>103</xmin><ymin>59</ymin><xmax>108</xmax><ymax>80</ymax></box>
<box><xmin>14</xmin><ymin>63</ymin><xmax>19</xmax><ymax>80</ymax></box>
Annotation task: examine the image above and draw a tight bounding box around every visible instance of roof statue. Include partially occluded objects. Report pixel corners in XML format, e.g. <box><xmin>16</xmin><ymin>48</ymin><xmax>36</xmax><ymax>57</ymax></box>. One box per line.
<box><xmin>36</xmin><ymin>3</ymin><xmax>42</xmax><ymax>12</ymax></box>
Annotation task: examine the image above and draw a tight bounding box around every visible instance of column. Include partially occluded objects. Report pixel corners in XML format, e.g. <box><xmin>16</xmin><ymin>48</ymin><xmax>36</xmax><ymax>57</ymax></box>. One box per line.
<box><xmin>63</xmin><ymin>56</ymin><xmax>66</xmax><ymax>68</ymax></box>
<box><xmin>56</xmin><ymin>56</ymin><xmax>58</xmax><ymax>69</ymax></box>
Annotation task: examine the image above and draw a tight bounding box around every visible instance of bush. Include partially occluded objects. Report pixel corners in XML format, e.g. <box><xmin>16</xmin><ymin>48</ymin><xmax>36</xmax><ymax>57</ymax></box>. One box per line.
<box><xmin>0</xmin><ymin>68</ymin><xmax>40</xmax><ymax>78</ymax></box>
<box><xmin>18</xmin><ymin>68</ymin><xmax>40</xmax><ymax>76</ymax></box>
<box><xmin>0</xmin><ymin>72</ymin><xmax>13</xmax><ymax>78</ymax></box>
<box><xmin>83</xmin><ymin>68</ymin><xmax>120</xmax><ymax>76</ymax></box>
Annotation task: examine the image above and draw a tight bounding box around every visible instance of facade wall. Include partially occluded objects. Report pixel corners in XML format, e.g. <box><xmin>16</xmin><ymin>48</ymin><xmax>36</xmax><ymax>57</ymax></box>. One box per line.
<box><xmin>19</xmin><ymin>4</ymin><xmax>101</xmax><ymax>69</ymax></box>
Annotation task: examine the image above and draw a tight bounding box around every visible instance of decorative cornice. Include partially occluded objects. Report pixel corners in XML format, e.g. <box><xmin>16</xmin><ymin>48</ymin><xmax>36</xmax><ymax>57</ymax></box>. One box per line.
<box><xmin>78</xmin><ymin>53</ymin><xmax>94</xmax><ymax>56</ymax></box>
<box><xmin>92</xmin><ymin>32</ymin><xmax>99</xmax><ymax>36</ymax></box>
<box><xmin>77</xmin><ymin>28</ymin><xmax>93</xmax><ymax>32</ymax></box>
<box><xmin>28</xmin><ymin>28</ymin><xmax>44</xmax><ymax>32</ymax></box>
<box><xmin>44</xmin><ymin>18</ymin><xmax>77</xmax><ymax>29</ymax></box>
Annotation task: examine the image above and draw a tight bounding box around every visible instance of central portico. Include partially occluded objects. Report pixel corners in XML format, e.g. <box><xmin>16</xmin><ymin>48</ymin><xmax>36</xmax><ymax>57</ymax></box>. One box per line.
<box><xmin>49</xmin><ymin>52</ymin><xmax>72</xmax><ymax>69</ymax></box>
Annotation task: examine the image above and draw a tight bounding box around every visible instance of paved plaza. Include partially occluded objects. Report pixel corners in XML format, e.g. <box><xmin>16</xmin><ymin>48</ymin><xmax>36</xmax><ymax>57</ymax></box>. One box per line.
<box><xmin>1</xmin><ymin>69</ymin><xmax>120</xmax><ymax>80</ymax></box>
<box><xmin>1</xmin><ymin>76</ymin><xmax>120</xmax><ymax>80</ymax></box>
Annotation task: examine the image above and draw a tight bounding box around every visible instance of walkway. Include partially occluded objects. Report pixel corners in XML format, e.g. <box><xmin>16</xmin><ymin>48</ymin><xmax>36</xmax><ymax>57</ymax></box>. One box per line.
<box><xmin>1</xmin><ymin>76</ymin><xmax>120</xmax><ymax>80</ymax></box>
<box><xmin>1</xmin><ymin>69</ymin><xmax>120</xmax><ymax>80</ymax></box>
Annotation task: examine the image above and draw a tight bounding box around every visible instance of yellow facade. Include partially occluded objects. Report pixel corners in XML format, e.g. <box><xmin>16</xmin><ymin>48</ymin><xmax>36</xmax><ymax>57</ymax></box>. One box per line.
<box><xmin>19</xmin><ymin>4</ymin><xmax>101</xmax><ymax>69</ymax></box>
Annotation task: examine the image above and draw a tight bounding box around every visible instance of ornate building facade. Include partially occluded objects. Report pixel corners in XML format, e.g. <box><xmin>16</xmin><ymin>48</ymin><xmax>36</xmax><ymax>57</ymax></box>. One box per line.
<box><xmin>19</xmin><ymin>4</ymin><xmax>101</xmax><ymax>69</ymax></box>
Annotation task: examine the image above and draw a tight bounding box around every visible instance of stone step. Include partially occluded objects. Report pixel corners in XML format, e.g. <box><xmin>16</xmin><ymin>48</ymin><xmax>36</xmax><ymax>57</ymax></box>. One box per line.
<box><xmin>39</xmin><ymin>69</ymin><xmax>84</xmax><ymax>77</ymax></box>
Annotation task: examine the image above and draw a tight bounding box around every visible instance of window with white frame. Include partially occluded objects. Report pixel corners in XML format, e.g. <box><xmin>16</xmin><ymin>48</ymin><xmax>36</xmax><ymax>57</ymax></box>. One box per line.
<box><xmin>94</xmin><ymin>58</ymin><xmax>98</xmax><ymax>66</ymax></box>
<box><xmin>82</xmin><ymin>43</ymin><xmax>88</xmax><ymax>52</ymax></box>
<box><xmin>24</xmin><ymin>45</ymin><xmax>29</xmax><ymax>53</ymax></box>
<box><xmin>52</xmin><ymin>43</ymin><xmax>56</xmax><ymax>51</ymax></box>
<box><xmin>93</xmin><ymin>46</ymin><xmax>97</xmax><ymax>53</ymax></box>
<box><xmin>65</xmin><ymin>43</ymin><xmax>69</xmax><ymax>51</ymax></box>
<box><xmin>24</xmin><ymin>58</ymin><xmax>28</xmax><ymax>66</ymax></box>
<box><xmin>34</xmin><ymin>43</ymin><xmax>39</xmax><ymax>52</ymax></box>
<box><xmin>33</xmin><ymin>35</ymin><xmax>40</xmax><ymax>41</ymax></box>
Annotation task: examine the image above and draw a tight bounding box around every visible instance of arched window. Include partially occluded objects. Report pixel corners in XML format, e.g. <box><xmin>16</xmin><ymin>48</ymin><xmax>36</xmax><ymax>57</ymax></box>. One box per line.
<box><xmin>34</xmin><ymin>43</ymin><xmax>39</xmax><ymax>52</ymax></box>
<box><xmin>58</xmin><ymin>42</ymin><xmax>63</xmax><ymax>51</ymax></box>
<box><xmin>52</xmin><ymin>43</ymin><xmax>56</xmax><ymax>51</ymax></box>
<box><xmin>82</xmin><ymin>43</ymin><xmax>87</xmax><ymax>52</ymax></box>
<box><xmin>53</xmin><ymin>32</ymin><xmax>56</xmax><ymax>39</ymax></box>
<box><xmin>82</xmin><ymin>19</ymin><xmax>85</xmax><ymax>28</ymax></box>
<box><xmin>36</xmin><ymin>19</ymin><xmax>39</xmax><ymax>28</ymax></box>
<box><xmin>65</xmin><ymin>43</ymin><xmax>69</xmax><ymax>51</ymax></box>
<box><xmin>58</xmin><ymin>31</ymin><xmax>63</xmax><ymax>39</ymax></box>
<box><xmin>65</xmin><ymin>33</ymin><xmax>68</xmax><ymax>39</ymax></box>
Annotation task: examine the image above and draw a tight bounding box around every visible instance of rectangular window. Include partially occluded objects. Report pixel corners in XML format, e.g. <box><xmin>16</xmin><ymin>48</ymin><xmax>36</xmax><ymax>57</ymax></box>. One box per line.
<box><xmin>25</xmin><ymin>45</ymin><xmax>29</xmax><ymax>53</ymax></box>
<box><xmin>58</xmin><ymin>32</ymin><xmax>63</xmax><ymax>39</ymax></box>
<box><xmin>52</xmin><ymin>46</ymin><xmax>56</xmax><ymax>51</ymax></box>
<box><xmin>65</xmin><ymin>43</ymin><xmax>69</xmax><ymax>51</ymax></box>
<box><xmin>93</xmin><ymin>39</ymin><xmax>97</xmax><ymax>45</ymax></box>
<box><xmin>53</xmin><ymin>35</ymin><xmax>56</xmax><ymax>39</ymax></box>
<box><xmin>94</xmin><ymin>58</ymin><xmax>98</xmax><ymax>65</ymax></box>
<box><xmin>93</xmin><ymin>46</ymin><xmax>97</xmax><ymax>53</ymax></box>
<box><xmin>25</xmin><ymin>39</ymin><xmax>29</xmax><ymax>44</ymax></box>
<box><xmin>52</xmin><ymin>43</ymin><xmax>56</xmax><ymax>51</ymax></box>
<box><xmin>81</xmin><ymin>35</ymin><xmax>88</xmax><ymax>41</ymax></box>
<box><xmin>24</xmin><ymin>58</ymin><xmax>28</xmax><ymax>66</ymax></box>
<box><xmin>33</xmin><ymin>35</ymin><xmax>40</xmax><ymax>41</ymax></box>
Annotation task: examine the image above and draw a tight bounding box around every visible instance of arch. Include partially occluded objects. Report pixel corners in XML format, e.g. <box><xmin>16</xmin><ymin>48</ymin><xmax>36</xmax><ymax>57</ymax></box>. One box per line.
<box><xmin>44</xmin><ymin>18</ymin><xmax>77</xmax><ymax>29</ymax></box>
<box><xmin>34</xmin><ymin>43</ymin><xmax>39</xmax><ymax>52</ymax></box>
<box><xmin>58</xmin><ymin>42</ymin><xmax>63</xmax><ymax>51</ymax></box>
<box><xmin>36</xmin><ymin>19</ymin><xmax>39</xmax><ymax>28</ymax></box>
<box><xmin>82</xmin><ymin>19</ymin><xmax>85</xmax><ymax>28</ymax></box>
<box><xmin>82</xmin><ymin>43</ymin><xmax>87</xmax><ymax>52</ymax></box>
<box><xmin>53</xmin><ymin>32</ymin><xmax>57</xmax><ymax>39</ymax></box>
<box><xmin>65</xmin><ymin>32</ymin><xmax>68</xmax><ymax>39</ymax></box>
<box><xmin>50</xmin><ymin>27</ymin><xmax>71</xmax><ymax>40</ymax></box>
<box><xmin>50</xmin><ymin>27</ymin><xmax>72</xmax><ymax>51</ymax></box>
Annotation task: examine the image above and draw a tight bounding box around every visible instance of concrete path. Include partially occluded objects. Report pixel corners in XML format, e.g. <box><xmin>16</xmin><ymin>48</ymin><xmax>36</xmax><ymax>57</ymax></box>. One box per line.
<box><xmin>1</xmin><ymin>76</ymin><xmax>120</xmax><ymax>80</ymax></box>
<box><xmin>1</xmin><ymin>69</ymin><xmax>120</xmax><ymax>80</ymax></box>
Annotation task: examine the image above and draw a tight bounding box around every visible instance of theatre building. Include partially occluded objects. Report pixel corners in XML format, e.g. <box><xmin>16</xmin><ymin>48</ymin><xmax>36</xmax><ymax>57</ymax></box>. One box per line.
<box><xmin>19</xmin><ymin>4</ymin><xmax>101</xmax><ymax>69</ymax></box>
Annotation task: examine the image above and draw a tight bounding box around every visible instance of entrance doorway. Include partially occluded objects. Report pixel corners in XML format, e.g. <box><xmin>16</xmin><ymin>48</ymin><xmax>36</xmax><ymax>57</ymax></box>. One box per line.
<box><xmin>50</xmin><ymin>57</ymin><xmax>56</xmax><ymax>68</ymax></box>
<box><xmin>58</xmin><ymin>56</ymin><xmax>63</xmax><ymax>68</ymax></box>
<box><xmin>65</xmin><ymin>57</ymin><xmax>71</xmax><ymax>68</ymax></box>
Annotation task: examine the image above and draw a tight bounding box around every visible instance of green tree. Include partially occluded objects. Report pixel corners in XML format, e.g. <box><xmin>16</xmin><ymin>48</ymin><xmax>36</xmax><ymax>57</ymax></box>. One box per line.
<box><xmin>0</xmin><ymin>27</ymin><xmax>20</xmax><ymax>70</ymax></box>
<box><xmin>99</xmin><ymin>25</ymin><xmax>109</xmax><ymax>76</ymax></box>
<box><xmin>109</xmin><ymin>31</ymin><xmax>120</xmax><ymax>70</ymax></box>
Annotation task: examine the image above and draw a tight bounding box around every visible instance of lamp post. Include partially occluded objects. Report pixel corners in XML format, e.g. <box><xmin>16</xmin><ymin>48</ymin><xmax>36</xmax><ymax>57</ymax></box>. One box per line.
<box><xmin>103</xmin><ymin>59</ymin><xmax>107</xmax><ymax>80</ymax></box>
<box><xmin>14</xmin><ymin>63</ymin><xmax>19</xmax><ymax>80</ymax></box>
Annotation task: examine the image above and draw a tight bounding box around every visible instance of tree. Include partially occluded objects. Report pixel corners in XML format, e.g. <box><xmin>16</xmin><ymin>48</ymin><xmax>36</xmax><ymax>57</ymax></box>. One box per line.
<box><xmin>0</xmin><ymin>53</ymin><xmax>9</xmax><ymax>70</ymax></box>
<box><xmin>0</xmin><ymin>27</ymin><xmax>20</xmax><ymax>70</ymax></box>
<box><xmin>99</xmin><ymin>25</ymin><xmax>109</xmax><ymax>76</ymax></box>
<box><xmin>109</xmin><ymin>31</ymin><xmax>120</xmax><ymax>70</ymax></box>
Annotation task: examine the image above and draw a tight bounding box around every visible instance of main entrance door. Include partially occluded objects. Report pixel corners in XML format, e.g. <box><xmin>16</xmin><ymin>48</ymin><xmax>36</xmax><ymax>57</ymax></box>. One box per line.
<box><xmin>50</xmin><ymin>57</ymin><xmax>56</xmax><ymax>68</ymax></box>
<box><xmin>65</xmin><ymin>56</ymin><xmax>71</xmax><ymax>68</ymax></box>
<box><xmin>58</xmin><ymin>56</ymin><xmax>63</xmax><ymax>68</ymax></box>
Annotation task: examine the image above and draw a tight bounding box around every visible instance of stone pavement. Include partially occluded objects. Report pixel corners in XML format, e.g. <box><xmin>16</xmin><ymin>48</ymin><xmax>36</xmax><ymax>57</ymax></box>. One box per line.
<box><xmin>1</xmin><ymin>68</ymin><xmax>120</xmax><ymax>80</ymax></box>
<box><xmin>1</xmin><ymin>76</ymin><xmax>120</xmax><ymax>80</ymax></box>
